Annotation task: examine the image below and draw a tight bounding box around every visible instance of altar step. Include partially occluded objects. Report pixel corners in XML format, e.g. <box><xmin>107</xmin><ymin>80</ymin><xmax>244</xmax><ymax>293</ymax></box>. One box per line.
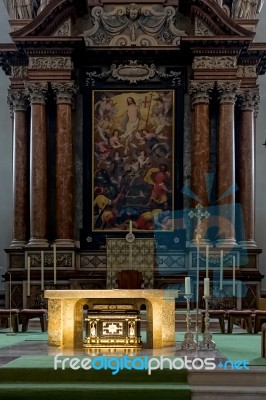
<box><xmin>0</xmin><ymin>368</ymin><xmax>191</xmax><ymax>400</ymax></box>
<box><xmin>188</xmin><ymin>368</ymin><xmax>266</xmax><ymax>400</ymax></box>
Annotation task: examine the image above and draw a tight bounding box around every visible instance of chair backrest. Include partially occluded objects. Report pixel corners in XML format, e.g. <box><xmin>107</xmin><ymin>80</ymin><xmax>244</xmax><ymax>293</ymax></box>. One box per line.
<box><xmin>117</xmin><ymin>270</ymin><xmax>143</xmax><ymax>289</ymax></box>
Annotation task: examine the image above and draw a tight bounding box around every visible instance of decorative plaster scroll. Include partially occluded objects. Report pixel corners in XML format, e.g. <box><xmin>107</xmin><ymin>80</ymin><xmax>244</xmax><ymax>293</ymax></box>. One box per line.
<box><xmin>217</xmin><ymin>81</ymin><xmax>240</xmax><ymax>103</ymax></box>
<box><xmin>81</xmin><ymin>3</ymin><xmax>187</xmax><ymax>47</ymax></box>
<box><xmin>86</xmin><ymin>61</ymin><xmax>182</xmax><ymax>86</ymax></box>
<box><xmin>192</xmin><ymin>56</ymin><xmax>237</xmax><ymax>69</ymax></box>
<box><xmin>52</xmin><ymin>18</ymin><xmax>71</xmax><ymax>37</ymax></box>
<box><xmin>236</xmin><ymin>65</ymin><xmax>257</xmax><ymax>78</ymax></box>
<box><xmin>195</xmin><ymin>18</ymin><xmax>215</xmax><ymax>36</ymax></box>
<box><xmin>111</xmin><ymin>60</ymin><xmax>155</xmax><ymax>84</ymax></box>
<box><xmin>28</xmin><ymin>57</ymin><xmax>73</xmax><ymax>70</ymax></box>
<box><xmin>189</xmin><ymin>81</ymin><xmax>214</xmax><ymax>105</ymax></box>
<box><xmin>11</xmin><ymin>66</ymin><xmax>28</xmax><ymax>79</ymax></box>
<box><xmin>24</xmin><ymin>82</ymin><xmax>48</xmax><ymax>104</ymax></box>
<box><xmin>51</xmin><ymin>82</ymin><xmax>78</xmax><ymax>105</ymax></box>
<box><xmin>232</xmin><ymin>0</ymin><xmax>264</xmax><ymax>19</ymax></box>
<box><xmin>238</xmin><ymin>88</ymin><xmax>260</xmax><ymax>111</ymax></box>
<box><xmin>7</xmin><ymin>89</ymin><xmax>28</xmax><ymax>112</ymax></box>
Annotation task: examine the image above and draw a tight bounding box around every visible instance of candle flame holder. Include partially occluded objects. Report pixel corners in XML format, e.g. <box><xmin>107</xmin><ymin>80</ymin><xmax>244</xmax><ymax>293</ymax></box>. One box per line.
<box><xmin>199</xmin><ymin>295</ymin><xmax>216</xmax><ymax>350</ymax></box>
<box><xmin>181</xmin><ymin>293</ymin><xmax>197</xmax><ymax>350</ymax></box>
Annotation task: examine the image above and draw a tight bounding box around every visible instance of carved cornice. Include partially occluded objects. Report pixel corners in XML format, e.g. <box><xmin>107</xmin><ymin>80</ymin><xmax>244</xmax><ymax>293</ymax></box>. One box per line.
<box><xmin>238</xmin><ymin>88</ymin><xmax>260</xmax><ymax>111</ymax></box>
<box><xmin>24</xmin><ymin>82</ymin><xmax>49</xmax><ymax>104</ymax></box>
<box><xmin>7</xmin><ymin>89</ymin><xmax>28</xmax><ymax>111</ymax></box>
<box><xmin>51</xmin><ymin>82</ymin><xmax>78</xmax><ymax>104</ymax></box>
<box><xmin>192</xmin><ymin>56</ymin><xmax>237</xmax><ymax>69</ymax></box>
<box><xmin>190</xmin><ymin>0</ymin><xmax>256</xmax><ymax>37</ymax></box>
<box><xmin>28</xmin><ymin>56</ymin><xmax>73</xmax><ymax>70</ymax></box>
<box><xmin>189</xmin><ymin>81</ymin><xmax>215</xmax><ymax>104</ymax></box>
<box><xmin>217</xmin><ymin>81</ymin><xmax>240</xmax><ymax>103</ymax></box>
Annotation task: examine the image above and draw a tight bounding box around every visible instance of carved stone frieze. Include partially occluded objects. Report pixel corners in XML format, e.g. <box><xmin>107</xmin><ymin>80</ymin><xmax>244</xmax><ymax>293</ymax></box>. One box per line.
<box><xmin>189</xmin><ymin>81</ymin><xmax>214</xmax><ymax>105</ymax></box>
<box><xmin>238</xmin><ymin>89</ymin><xmax>260</xmax><ymax>111</ymax></box>
<box><xmin>217</xmin><ymin>81</ymin><xmax>240</xmax><ymax>103</ymax></box>
<box><xmin>86</xmin><ymin>61</ymin><xmax>182</xmax><ymax>87</ymax></box>
<box><xmin>28</xmin><ymin>57</ymin><xmax>73</xmax><ymax>70</ymax></box>
<box><xmin>24</xmin><ymin>82</ymin><xmax>48</xmax><ymax>105</ymax></box>
<box><xmin>7</xmin><ymin>89</ymin><xmax>28</xmax><ymax>112</ymax></box>
<box><xmin>236</xmin><ymin>65</ymin><xmax>257</xmax><ymax>78</ymax></box>
<box><xmin>52</xmin><ymin>18</ymin><xmax>71</xmax><ymax>37</ymax></box>
<box><xmin>195</xmin><ymin>18</ymin><xmax>215</xmax><ymax>36</ymax></box>
<box><xmin>192</xmin><ymin>56</ymin><xmax>237</xmax><ymax>70</ymax></box>
<box><xmin>81</xmin><ymin>3</ymin><xmax>187</xmax><ymax>47</ymax></box>
<box><xmin>11</xmin><ymin>66</ymin><xmax>28</xmax><ymax>79</ymax></box>
<box><xmin>51</xmin><ymin>82</ymin><xmax>78</xmax><ymax>105</ymax></box>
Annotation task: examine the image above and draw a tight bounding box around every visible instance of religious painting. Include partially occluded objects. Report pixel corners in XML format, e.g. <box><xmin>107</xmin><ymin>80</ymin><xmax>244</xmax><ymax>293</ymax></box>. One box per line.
<box><xmin>92</xmin><ymin>90</ymin><xmax>174</xmax><ymax>232</ymax></box>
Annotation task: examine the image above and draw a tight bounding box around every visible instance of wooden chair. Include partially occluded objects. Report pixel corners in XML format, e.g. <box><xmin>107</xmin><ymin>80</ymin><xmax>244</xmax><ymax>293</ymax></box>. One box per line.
<box><xmin>20</xmin><ymin>309</ymin><xmax>47</xmax><ymax>332</ymax></box>
<box><xmin>227</xmin><ymin>310</ymin><xmax>253</xmax><ymax>334</ymax></box>
<box><xmin>0</xmin><ymin>309</ymin><xmax>20</xmax><ymax>332</ymax></box>
<box><xmin>254</xmin><ymin>310</ymin><xmax>266</xmax><ymax>333</ymax></box>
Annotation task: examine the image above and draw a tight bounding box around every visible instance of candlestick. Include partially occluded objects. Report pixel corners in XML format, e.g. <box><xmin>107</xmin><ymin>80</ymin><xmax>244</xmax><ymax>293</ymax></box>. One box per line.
<box><xmin>220</xmin><ymin>250</ymin><xmax>223</xmax><ymax>290</ymax></box>
<box><xmin>206</xmin><ymin>245</ymin><xmax>209</xmax><ymax>278</ymax></box>
<box><xmin>204</xmin><ymin>278</ymin><xmax>210</xmax><ymax>297</ymax></box>
<box><xmin>27</xmin><ymin>256</ymin><xmax>30</xmax><ymax>297</ymax></box>
<box><xmin>233</xmin><ymin>256</ymin><xmax>236</xmax><ymax>296</ymax></box>
<box><xmin>41</xmin><ymin>251</ymin><xmax>44</xmax><ymax>291</ymax></box>
<box><xmin>53</xmin><ymin>244</ymin><xmax>57</xmax><ymax>285</ymax></box>
<box><xmin>185</xmin><ymin>277</ymin><xmax>191</xmax><ymax>295</ymax></box>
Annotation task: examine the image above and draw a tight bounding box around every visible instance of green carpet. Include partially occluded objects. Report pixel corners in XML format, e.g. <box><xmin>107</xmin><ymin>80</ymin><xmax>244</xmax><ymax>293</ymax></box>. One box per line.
<box><xmin>0</xmin><ymin>368</ymin><xmax>190</xmax><ymax>400</ymax></box>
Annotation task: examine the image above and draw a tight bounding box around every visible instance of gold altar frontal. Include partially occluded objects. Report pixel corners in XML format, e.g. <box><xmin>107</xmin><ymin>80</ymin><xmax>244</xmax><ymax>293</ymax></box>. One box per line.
<box><xmin>44</xmin><ymin>290</ymin><xmax>179</xmax><ymax>349</ymax></box>
<box><xmin>84</xmin><ymin>305</ymin><xmax>141</xmax><ymax>349</ymax></box>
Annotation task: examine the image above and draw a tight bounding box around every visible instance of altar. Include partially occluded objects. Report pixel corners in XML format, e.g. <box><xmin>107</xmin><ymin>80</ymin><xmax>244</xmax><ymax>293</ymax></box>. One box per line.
<box><xmin>45</xmin><ymin>289</ymin><xmax>178</xmax><ymax>349</ymax></box>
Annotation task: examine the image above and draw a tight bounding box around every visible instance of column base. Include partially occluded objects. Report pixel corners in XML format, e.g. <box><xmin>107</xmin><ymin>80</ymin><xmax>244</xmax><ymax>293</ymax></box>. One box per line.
<box><xmin>10</xmin><ymin>239</ymin><xmax>27</xmax><ymax>248</ymax></box>
<box><xmin>54</xmin><ymin>239</ymin><xmax>76</xmax><ymax>247</ymax></box>
<box><xmin>189</xmin><ymin>239</ymin><xmax>212</xmax><ymax>248</ymax></box>
<box><xmin>238</xmin><ymin>240</ymin><xmax>257</xmax><ymax>249</ymax></box>
<box><xmin>215</xmin><ymin>239</ymin><xmax>238</xmax><ymax>248</ymax></box>
<box><xmin>27</xmin><ymin>238</ymin><xmax>49</xmax><ymax>247</ymax></box>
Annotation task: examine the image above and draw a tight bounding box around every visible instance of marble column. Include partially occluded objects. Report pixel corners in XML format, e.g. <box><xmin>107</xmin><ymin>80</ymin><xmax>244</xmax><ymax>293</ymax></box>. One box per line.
<box><xmin>216</xmin><ymin>82</ymin><xmax>239</xmax><ymax>248</ymax></box>
<box><xmin>8</xmin><ymin>89</ymin><xmax>28</xmax><ymax>247</ymax></box>
<box><xmin>189</xmin><ymin>81</ymin><xmax>214</xmax><ymax>206</ymax></box>
<box><xmin>238</xmin><ymin>89</ymin><xmax>259</xmax><ymax>248</ymax></box>
<box><xmin>25</xmin><ymin>82</ymin><xmax>49</xmax><ymax>247</ymax></box>
<box><xmin>51</xmin><ymin>82</ymin><xmax>77</xmax><ymax>247</ymax></box>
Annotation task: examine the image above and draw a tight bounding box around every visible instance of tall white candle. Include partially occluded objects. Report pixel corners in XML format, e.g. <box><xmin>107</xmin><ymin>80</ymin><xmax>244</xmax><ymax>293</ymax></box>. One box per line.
<box><xmin>27</xmin><ymin>256</ymin><xmax>31</xmax><ymax>296</ymax></box>
<box><xmin>220</xmin><ymin>250</ymin><xmax>223</xmax><ymax>290</ymax></box>
<box><xmin>206</xmin><ymin>245</ymin><xmax>209</xmax><ymax>278</ymax></box>
<box><xmin>185</xmin><ymin>277</ymin><xmax>191</xmax><ymax>295</ymax></box>
<box><xmin>129</xmin><ymin>220</ymin><xmax>133</xmax><ymax>234</ymax></box>
<box><xmin>233</xmin><ymin>256</ymin><xmax>236</xmax><ymax>296</ymax></box>
<box><xmin>204</xmin><ymin>278</ymin><xmax>210</xmax><ymax>297</ymax></box>
<box><xmin>53</xmin><ymin>244</ymin><xmax>57</xmax><ymax>285</ymax></box>
<box><xmin>41</xmin><ymin>251</ymin><xmax>44</xmax><ymax>291</ymax></box>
